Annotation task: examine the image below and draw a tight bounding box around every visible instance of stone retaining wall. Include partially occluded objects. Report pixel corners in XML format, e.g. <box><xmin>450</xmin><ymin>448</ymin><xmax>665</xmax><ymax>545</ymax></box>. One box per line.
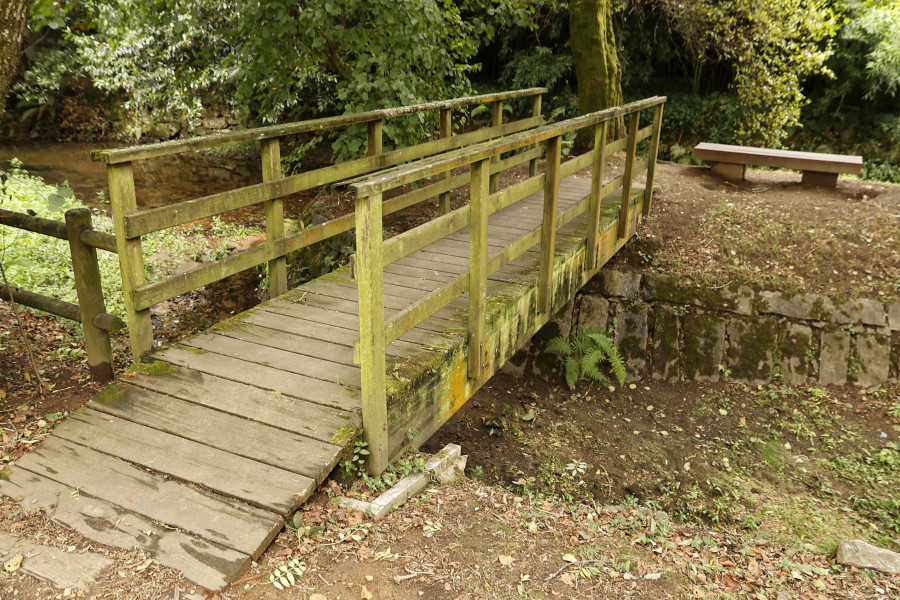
<box><xmin>553</xmin><ymin>269</ymin><xmax>900</xmax><ymax>387</ymax></box>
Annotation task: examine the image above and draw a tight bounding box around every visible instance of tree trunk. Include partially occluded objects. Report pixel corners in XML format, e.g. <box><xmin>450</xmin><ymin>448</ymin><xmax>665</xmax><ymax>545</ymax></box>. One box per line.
<box><xmin>570</xmin><ymin>0</ymin><xmax>623</xmax><ymax>115</ymax></box>
<box><xmin>0</xmin><ymin>0</ymin><xmax>31</xmax><ymax>113</ymax></box>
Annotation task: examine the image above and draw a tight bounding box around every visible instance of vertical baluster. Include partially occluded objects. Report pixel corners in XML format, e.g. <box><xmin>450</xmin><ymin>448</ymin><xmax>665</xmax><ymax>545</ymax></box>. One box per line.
<box><xmin>65</xmin><ymin>208</ymin><xmax>115</xmax><ymax>381</ymax></box>
<box><xmin>643</xmin><ymin>103</ymin><xmax>665</xmax><ymax>216</ymax></box>
<box><xmin>586</xmin><ymin>120</ymin><xmax>608</xmax><ymax>272</ymax></box>
<box><xmin>618</xmin><ymin>111</ymin><xmax>640</xmax><ymax>240</ymax></box>
<box><xmin>467</xmin><ymin>158</ymin><xmax>490</xmax><ymax>379</ymax></box>
<box><xmin>261</xmin><ymin>138</ymin><xmax>286</xmax><ymax>297</ymax></box>
<box><xmin>529</xmin><ymin>94</ymin><xmax>542</xmax><ymax>177</ymax></box>
<box><xmin>355</xmin><ymin>190</ymin><xmax>388</xmax><ymax>475</ymax></box>
<box><xmin>489</xmin><ymin>100</ymin><xmax>503</xmax><ymax>193</ymax></box>
<box><xmin>368</xmin><ymin>119</ymin><xmax>383</xmax><ymax>158</ymax></box>
<box><xmin>538</xmin><ymin>135</ymin><xmax>561</xmax><ymax>315</ymax></box>
<box><xmin>108</xmin><ymin>162</ymin><xmax>153</xmax><ymax>360</ymax></box>
<box><xmin>438</xmin><ymin>108</ymin><xmax>452</xmax><ymax>215</ymax></box>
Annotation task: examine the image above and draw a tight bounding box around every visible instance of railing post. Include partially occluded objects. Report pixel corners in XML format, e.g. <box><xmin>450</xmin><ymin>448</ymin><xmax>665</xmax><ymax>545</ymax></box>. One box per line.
<box><xmin>643</xmin><ymin>103</ymin><xmax>665</xmax><ymax>217</ymax></box>
<box><xmin>529</xmin><ymin>94</ymin><xmax>542</xmax><ymax>177</ymax></box>
<box><xmin>64</xmin><ymin>208</ymin><xmax>115</xmax><ymax>382</ymax></box>
<box><xmin>261</xmin><ymin>138</ymin><xmax>287</xmax><ymax>298</ymax></box>
<box><xmin>437</xmin><ymin>108</ymin><xmax>452</xmax><ymax>215</ymax></box>
<box><xmin>618</xmin><ymin>111</ymin><xmax>640</xmax><ymax>240</ymax></box>
<box><xmin>368</xmin><ymin>119</ymin><xmax>383</xmax><ymax>157</ymax></box>
<box><xmin>355</xmin><ymin>190</ymin><xmax>388</xmax><ymax>475</ymax></box>
<box><xmin>586</xmin><ymin>120</ymin><xmax>608</xmax><ymax>272</ymax></box>
<box><xmin>538</xmin><ymin>135</ymin><xmax>561</xmax><ymax>315</ymax></box>
<box><xmin>108</xmin><ymin>162</ymin><xmax>153</xmax><ymax>360</ymax></box>
<box><xmin>489</xmin><ymin>101</ymin><xmax>503</xmax><ymax>193</ymax></box>
<box><xmin>467</xmin><ymin>158</ymin><xmax>490</xmax><ymax>379</ymax></box>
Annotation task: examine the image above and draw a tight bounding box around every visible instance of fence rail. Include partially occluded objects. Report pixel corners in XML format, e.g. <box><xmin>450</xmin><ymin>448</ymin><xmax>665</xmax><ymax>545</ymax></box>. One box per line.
<box><xmin>349</xmin><ymin>96</ymin><xmax>666</xmax><ymax>473</ymax></box>
<box><xmin>0</xmin><ymin>207</ymin><xmax>122</xmax><ymax>381</ymax></box>
<box><xmin>96</xmin><ymin>88</ymin><xmax>548</xmax><ymax>359</ymax></box>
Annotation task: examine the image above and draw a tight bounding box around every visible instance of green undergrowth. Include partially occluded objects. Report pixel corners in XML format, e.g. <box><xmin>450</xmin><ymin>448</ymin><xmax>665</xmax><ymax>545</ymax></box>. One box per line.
<box><xmin>0</xmin><ymin>160</ymin><xmax>260</xmax><ymax>320</ymax></box>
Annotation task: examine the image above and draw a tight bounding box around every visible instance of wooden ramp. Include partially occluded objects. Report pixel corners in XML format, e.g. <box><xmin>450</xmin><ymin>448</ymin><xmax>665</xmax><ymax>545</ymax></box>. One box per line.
<box><xmin>0</xmin><ymin>172</ymin><xmax>641</xmax><ymax>591</ymax></box>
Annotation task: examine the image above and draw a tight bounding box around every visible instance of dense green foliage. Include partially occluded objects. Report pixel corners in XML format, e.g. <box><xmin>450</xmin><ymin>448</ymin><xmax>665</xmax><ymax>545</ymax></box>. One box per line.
<box><xmin>4</xmin><ymin>0</ymin><xmax>900</xmax><ymax>178</ymax></box>
<box><xmin>545</xmin><ymin>328</ymin><xmax>626</xmax><ymax>389</ymax></box>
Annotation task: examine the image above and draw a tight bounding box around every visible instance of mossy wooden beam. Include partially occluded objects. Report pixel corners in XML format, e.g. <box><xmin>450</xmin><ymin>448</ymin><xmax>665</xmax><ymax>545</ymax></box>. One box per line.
<box><xmin>643</xmin><ymin>103</ymin><xmax>665</xmax><ymax>216</ymax></box>
<box><xmin>65</xmin><ymin>208</ymin><xmax>115</xmax><ymax>382</ymax></box>
<box><xmin>489</xmin><ymin>101</ymin><xmax>503</xmax><ymax>194</ymax></box>
<box><xmin>0</xmin><ymin>208</ymin><xmax>67</xmax><ymax>239</ymax></box>
<box><xmin>109</xmin><ymin>162</ymin><xmax>153</xmax><ymax>359</ymax></box>
<box><xmin>529</xmin><ymin>95</ymin><xmax>542</xmax><ymax>177</ymax></box>
<box><xmin>538</xmin><ymin>135</ymin><xmax>561</xmax><ymax>315</ymax></box>
<box><xmin>354</xmin><ymin>191</ymin><xmax>388</xmax><ymax>475</ymax></box>
<box><xmin>92</xmin><ymin>88</ymin><xmax>548</xmax><ymax>164</ymax></box>
<box><xmin>437</xmin><ymin>108</ymin><xmax>452</xmax><ymax>215</ymax></box>
<box><xmin>468</xmin><ymin>159</ymin><xmax>490</xmax><ymax>379</ymax></box>
<box><xmin>618</xmin><ymin>111</ymin><xmax>640</xmax><ymax>240</ymax></box>
<box><xmin>586</xmin><ymin>121</ymin><xmax>608</xmax><ymax>271</ymax></box>
<box><xmin>261</xmin><ymin>138</ymin><xmax>286</xmax><ymax>298</ymax></box>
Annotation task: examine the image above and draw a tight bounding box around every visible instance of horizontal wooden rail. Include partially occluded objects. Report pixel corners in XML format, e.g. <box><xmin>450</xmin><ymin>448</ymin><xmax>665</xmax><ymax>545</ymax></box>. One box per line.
<box><xmin>92</xmin><ymin>88</ymin><xmax>548</xmax><ymax>165</ymax></box>
<box><xmin>1</xmin><ymin>284</ymin><xmax>81</xmax><ymax>321</ymax></box>
<box><xmin>0</xmin><ymin>208</ymin><xmax>67</xmax><ymax>239</ymax></box>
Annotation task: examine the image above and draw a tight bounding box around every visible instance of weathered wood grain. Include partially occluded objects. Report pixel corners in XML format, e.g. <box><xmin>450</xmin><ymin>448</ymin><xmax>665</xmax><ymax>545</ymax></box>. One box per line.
<box><xmin>53</xmin><ymin>408</ymin><xmax>313</xmax><ymax>513</ymax></box>
<box><xmin>0</xmin><ymin>467</ymin><xmax>249</xmax><ymax>590</ymax></box>
<box><xmin>13</xmin><ymin>437</ymin><xmax>283</xmax><ymax>557</ymax></box>
<box><xmin>87</xmin><ymin>384</ymin><xmax>342</xmax><ymax>481</ymax></box>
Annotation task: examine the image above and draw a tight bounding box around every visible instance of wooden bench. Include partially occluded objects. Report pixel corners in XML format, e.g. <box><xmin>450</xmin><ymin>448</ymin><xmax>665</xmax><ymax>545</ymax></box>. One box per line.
<box><xmin>693</xmin><ymin>142</ymin><xmax>862</xmax><ymax>187</ymax></box>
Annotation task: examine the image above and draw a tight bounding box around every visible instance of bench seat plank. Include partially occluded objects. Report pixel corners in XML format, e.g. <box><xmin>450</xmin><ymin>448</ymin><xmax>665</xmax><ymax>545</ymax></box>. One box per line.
<box><xmin>693</xmin><ymin>142</ymin><xmax>862</xmax><ymax>175</ymax></box>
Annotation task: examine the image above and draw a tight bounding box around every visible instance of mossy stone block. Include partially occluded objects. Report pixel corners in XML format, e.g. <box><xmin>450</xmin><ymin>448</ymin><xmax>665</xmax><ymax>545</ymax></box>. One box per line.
<box><xmin>724</xmin><ymin>316</ymin><xmax>779</xmax><ymax>384</ymax></box>
<box><xmin>577</xmin><ymin>295</ymin><xmax>609</xmax><ymax>332</ymax></box>
<box><xmin>855</xmin><ymin>333</ymin><xmax>891</xmax><ymax>388</ymax></box>
<box><xmin>779</xmin><ymin>323</ymin><xmax>814</xmax><ymax>385</ymax></box>
<box><xmin>682</xmin><ymin>312</ymin><xmax>726</xmax><ymax>381</ymax></box>
<box><xmin>615</xmin><ymin>304</ymin><xmax>648</xmax><ymax>378</ymax></box>
<box><xmin>819</xmin><ymin>329</ymin><xmax>851</xmax><ymax>386</ymax></box>
<box><xmin>651</xmin><ymin>304</ymin><xmax>680</xmax><ymax>382</ymax></box>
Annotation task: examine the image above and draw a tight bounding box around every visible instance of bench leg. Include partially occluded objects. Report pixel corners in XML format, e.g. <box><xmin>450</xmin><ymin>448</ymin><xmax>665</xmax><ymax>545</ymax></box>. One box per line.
<box><xmin>801</xmin><ymin>171</ymin><xmax>838</xmax><ymax>188</ymax></box>
<box><xmin>710</xmin><ymin>162</ymin><xmax>745</xmax><ymax>182</ymax></box>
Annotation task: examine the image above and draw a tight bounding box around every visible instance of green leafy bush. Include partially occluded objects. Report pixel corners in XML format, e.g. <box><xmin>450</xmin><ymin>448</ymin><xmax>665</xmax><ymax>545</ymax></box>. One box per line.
<box><xmin>545</xmin><ymin>328</ymin><xmax>626</xmax><ymax>390</ymax></box>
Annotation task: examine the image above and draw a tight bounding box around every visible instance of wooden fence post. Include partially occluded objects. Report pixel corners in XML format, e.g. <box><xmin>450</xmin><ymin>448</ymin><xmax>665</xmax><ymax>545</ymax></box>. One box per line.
<box><xmin>586</xmin><ymin>120</ymin><xmax>608</xmax><ymax>272</ymax></box>
<box><xmin>467</xmin><ymin>158</ymin><xmax>490</xmax><ymax>379</ymax></box>
<box><xmin>108</xmin><ymin>162</ymin><xmax>153</xmax><ymax>360</ymax></box>
<box><xmin>618</xmin><ymin>111</ymin><xmax>640</xmax><ymax>240</ymax></box>
<box><xmin>65</xmin><ymin>208</ymin><xmax>115</xmax><ymax>382</ymax></box>
<box><xmin>643</xmin><ymin>103</ymin><xmax>665</xmax><ymax>216</ymax></box>
<box><xmin>489</xmin><ymin>101</ymin><xmax>503</xmax><ymax>193</ymax></box>
<box><xmin>261</xmin><ymin>138</ymin><xmax>287</xmax><ymax>297</ymax></box>
<box><xmin>538</xmin><ymin>135</ymin><xmax>561</xmax><ymax>315</ymax></box>
<box><xmin>529</xmin><ymin>95</ymin><xmax>542</xmax><ymax>177</ymax></box>
<box><xmin>355</xmin><ymin>190</ymin><xmax>388</xmax><ymax>475</ymax></box>
<box><xmin>437</xmin><ymin>109</ymin><xmax>452</xmax><ymax>215</ymax></box>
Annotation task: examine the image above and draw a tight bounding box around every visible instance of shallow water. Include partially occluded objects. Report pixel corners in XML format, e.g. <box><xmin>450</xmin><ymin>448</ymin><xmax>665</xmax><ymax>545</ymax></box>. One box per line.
<box><xmin>0</xmin><ymin>141</ymin><xmax>260</xmax><ymax>209</ymax></box>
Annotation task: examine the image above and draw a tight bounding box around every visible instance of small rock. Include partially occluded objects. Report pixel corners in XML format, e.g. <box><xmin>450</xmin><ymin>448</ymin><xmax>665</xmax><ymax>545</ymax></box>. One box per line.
<box><xmin>836</xmin><ymin>539</ymin><xmax>900</xmax><ymax>574</ymax></box>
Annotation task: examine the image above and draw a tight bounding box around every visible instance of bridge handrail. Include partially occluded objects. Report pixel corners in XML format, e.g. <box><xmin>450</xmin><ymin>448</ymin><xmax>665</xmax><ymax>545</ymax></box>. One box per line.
<box><xmin>100</xmin><ymin>88</ymin><xmax>547</xmax><ymax>359</ymax></box>
<box><xmin>349</xmin><ymin>96</ymin><xmax>667</xmax><ymax>473</ymax></box>
<box><xmin>91</xmin><ymin>88</ymin><xmax>548</xmax><ymax>165</ymax></box>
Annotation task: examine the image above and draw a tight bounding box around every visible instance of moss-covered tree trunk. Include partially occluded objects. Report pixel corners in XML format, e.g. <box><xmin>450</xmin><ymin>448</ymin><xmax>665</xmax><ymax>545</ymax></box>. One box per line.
<box><xmin>570</xmin><ymin>0</ymin><xmax>623</xmax><ymax>119</ymax></box>
<box><xmin>0</xmin><ymin>0</ymin><xmax>31</xmax><ymax>112</ymax></box>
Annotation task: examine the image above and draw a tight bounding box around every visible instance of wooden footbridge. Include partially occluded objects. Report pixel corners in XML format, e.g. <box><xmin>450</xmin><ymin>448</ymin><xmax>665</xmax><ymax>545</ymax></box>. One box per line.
<box><xmin>0</xmin><ymin>89</ymin><xmax>665</xmax><ymax>590</ymax></box>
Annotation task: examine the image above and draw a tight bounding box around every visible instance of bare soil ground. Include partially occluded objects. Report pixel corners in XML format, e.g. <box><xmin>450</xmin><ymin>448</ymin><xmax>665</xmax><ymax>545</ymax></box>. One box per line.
<box><xmin>2</xmin><ymin>163</ymin><xmax>900</xmax><ymax>599</ymax></box>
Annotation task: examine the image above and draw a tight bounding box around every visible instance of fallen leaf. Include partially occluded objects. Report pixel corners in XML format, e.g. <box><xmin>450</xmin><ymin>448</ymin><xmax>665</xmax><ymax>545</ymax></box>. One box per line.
<box><xmin>498</xmin><ymin>555</ymin><xmax>514</xmax><ymax>566</ymax></box>
<box><xmin>361</xmin><ymin>585</ymin><xmax>373</xmax><ymax>599</ymax></box>
<box><xmin>559</xmin><ymin>572</ymin><xmax>576</xmax><ymax>587</ymax></box>
<box><xmin>310</xmin><ymin>595</ymin><xmax>328</xmax><ymax>600</ymax></box>
<box><xmin>562</xmin><ymin>553</ymin><xmax>577</xmax><ymax>563</ymax></box>
<box><xmin>4</xmin><ymin>555</ymin><xmax>23</xmax><ymax>572</ymax></box>
<box><xmin>645</xmin><ymin>573</ymin><xmax>662</xmax><ymax>580</ymax></box>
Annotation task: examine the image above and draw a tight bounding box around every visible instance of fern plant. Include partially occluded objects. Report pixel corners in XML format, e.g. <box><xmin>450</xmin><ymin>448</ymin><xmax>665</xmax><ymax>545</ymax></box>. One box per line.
<box><xmin>545</xmin><ymin>328</ymin><xmax>626</xmax><ymax>390</ymax></box>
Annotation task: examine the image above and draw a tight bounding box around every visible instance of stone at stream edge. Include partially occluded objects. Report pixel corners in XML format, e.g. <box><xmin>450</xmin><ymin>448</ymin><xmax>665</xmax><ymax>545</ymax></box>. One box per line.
<box><xmin>836</xmin><ymin>540</ymin><xmax>900</xmax><ymax>574</ymax></box>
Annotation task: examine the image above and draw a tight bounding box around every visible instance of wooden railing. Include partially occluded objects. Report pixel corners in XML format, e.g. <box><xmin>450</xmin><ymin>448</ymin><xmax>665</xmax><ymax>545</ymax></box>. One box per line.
<box><xmin>349</xmin><ymin>96</ymin><xmax>666</xmax><ymax>473</ymax></box>
<box><xmin>92</xmin><ymin>88</ymin><xmax>547</xmax><ymax>359</ymax></box>
<box><xmin>0</xmin><ymin>208</ymin><xmax>122</xmax><ymax>381</ymax></box>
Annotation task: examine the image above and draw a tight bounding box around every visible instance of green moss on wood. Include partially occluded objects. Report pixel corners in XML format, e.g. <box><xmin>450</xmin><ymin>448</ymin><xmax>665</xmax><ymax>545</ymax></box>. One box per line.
<box><xmin>125</xmin><ymin>360</ymin><xmax>179</xmax><ymax>376</ymax></box>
